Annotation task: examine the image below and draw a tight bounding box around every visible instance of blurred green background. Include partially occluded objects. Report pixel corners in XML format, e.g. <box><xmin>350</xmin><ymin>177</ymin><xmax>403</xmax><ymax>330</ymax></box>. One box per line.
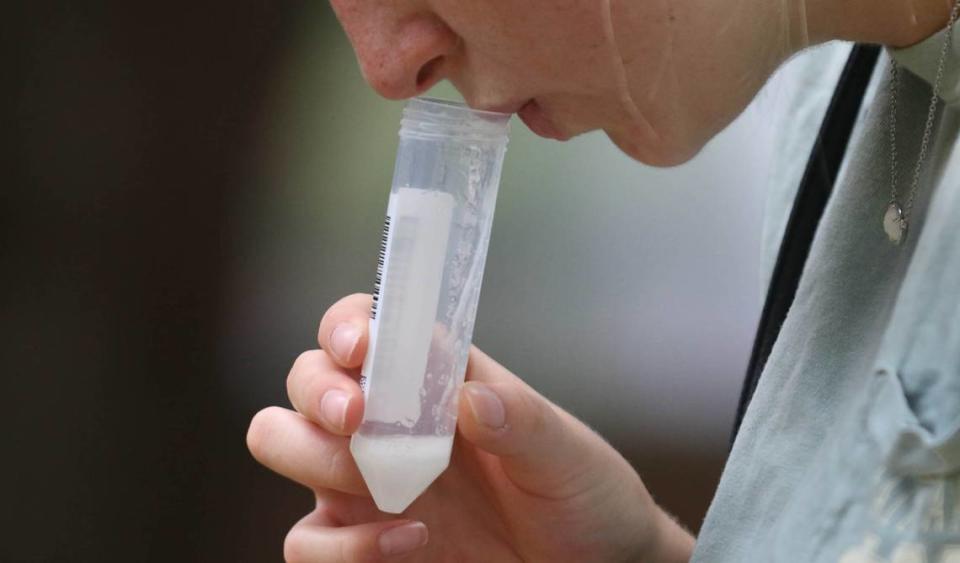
<box><xmin>5</xmin><ymin>2</ymin><xmax>781</xmax><ymax>561</ymax></box>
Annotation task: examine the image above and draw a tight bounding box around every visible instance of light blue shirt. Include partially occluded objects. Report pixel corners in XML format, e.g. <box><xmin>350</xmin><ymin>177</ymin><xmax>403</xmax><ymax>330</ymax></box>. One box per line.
<box><xmin>694</xmin><ymin>27</ymin><xmax>960</xmax><ymax>562</ymax></box>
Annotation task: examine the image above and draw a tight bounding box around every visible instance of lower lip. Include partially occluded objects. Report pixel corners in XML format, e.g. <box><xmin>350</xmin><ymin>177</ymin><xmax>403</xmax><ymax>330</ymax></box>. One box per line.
<box><xmin>517</xmin><ymin>100</ymin><xmax>567</xmax><ymax>140</ymax></box>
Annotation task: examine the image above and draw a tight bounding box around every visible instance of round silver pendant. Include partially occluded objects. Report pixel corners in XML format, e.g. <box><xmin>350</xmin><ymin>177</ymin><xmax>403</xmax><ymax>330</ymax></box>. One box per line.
<box><xmin>883</xmin><ymin>202</ymin><xmax>908</xmax><ymax>245</ymax></box>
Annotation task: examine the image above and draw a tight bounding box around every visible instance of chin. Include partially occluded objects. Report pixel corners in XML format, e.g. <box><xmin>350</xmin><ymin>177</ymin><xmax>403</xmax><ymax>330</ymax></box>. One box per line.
<box><xmin>605</xmin><ymin>128</ymin><xmax>704</xmax><ymax>168</ymax></box>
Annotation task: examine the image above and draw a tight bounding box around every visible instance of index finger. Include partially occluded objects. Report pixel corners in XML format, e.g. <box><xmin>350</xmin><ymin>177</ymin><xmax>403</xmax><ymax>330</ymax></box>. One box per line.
<box><xmin>319</xmin><ymin>293</ymin><xmax>373</xmax><ymax>368</ymax></box>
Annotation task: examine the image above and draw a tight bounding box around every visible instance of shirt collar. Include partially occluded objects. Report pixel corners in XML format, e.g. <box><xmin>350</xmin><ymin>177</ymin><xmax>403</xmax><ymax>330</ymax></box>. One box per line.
<box><xmin>890</xmin><ymin>23</ymin><xmax>960</xmax><ymax>105</ymax></box>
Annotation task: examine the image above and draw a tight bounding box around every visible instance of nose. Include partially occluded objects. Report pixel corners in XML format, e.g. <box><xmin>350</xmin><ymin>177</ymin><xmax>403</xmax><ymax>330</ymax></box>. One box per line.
<box><xmin>332</xmin><ymin>4</ymin><xmax>459</xmax><ymax>100</ymax></box>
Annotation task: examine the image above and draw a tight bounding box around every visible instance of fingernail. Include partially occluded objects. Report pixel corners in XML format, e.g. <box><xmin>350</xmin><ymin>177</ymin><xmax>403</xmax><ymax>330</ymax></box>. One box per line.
<box><xmin>379</xmin><ymin>521</ymin><xmax>428</xmax><ymax>557</ymax></box>
<box><xmin>320</xmin><ymin>389</ymin><xmax>350</xmax><ymax>430</ymax></box>
<box><xmin>464</xmin><ymin>383</ymin><xmax>506</xmax><ymax>429</ymax></box>
<box><xmin>330</xmin><ymin>323</ymin><xmax>361</xmax><ymax>363</ymax></box>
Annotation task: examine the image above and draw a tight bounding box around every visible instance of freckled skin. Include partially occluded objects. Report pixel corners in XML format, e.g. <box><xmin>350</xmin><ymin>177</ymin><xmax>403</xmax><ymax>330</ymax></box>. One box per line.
<box><xmin>329</xmin><ymin>0</ymin><xmax>955</xmax><ymax>166</ymax></box>
<box><xmin>329</xmin><ymin>0</ymin><xmax>789</xmax><ymax>166</ymax></box>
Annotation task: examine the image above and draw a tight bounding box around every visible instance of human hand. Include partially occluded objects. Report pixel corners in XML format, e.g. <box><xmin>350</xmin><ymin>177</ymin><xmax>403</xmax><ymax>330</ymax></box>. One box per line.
<box><xmin>247</xmin><ymin>293</ymin><xmax>694</xmax><ymax>562</ymax></box>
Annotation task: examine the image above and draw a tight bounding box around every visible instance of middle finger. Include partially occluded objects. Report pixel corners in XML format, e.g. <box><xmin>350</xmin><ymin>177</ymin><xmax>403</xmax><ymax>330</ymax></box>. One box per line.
<box><xmin>287</xmin><ymin>349</ymin><xmax>364</xmax><ymax>435</ymax></box>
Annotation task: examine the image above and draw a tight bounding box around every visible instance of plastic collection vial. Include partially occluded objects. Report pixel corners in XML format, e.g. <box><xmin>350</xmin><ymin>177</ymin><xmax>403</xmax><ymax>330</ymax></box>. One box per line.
<box><xmin>350</xmin><ymin>98</ymin><xmax>510</xmax><ymax>514</ymax></box>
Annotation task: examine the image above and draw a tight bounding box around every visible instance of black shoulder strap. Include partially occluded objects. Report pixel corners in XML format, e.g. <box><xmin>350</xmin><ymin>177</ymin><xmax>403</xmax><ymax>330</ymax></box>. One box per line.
<box><xmin>731</xmin><ymin>44</ymin><xmax>881</xmax><ymax>444</ymax></box>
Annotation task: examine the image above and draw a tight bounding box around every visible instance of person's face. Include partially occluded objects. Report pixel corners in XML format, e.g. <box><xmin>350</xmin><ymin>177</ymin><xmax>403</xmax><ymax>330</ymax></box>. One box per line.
<box><xmin>329</xmin><ymin>0</ymin><xmax>786</xmax><ymax>166</ymax></box>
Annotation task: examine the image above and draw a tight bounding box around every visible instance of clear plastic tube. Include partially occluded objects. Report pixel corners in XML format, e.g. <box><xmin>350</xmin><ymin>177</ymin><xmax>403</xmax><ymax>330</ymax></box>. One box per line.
<box><xmin>350</xmin><ymin>98</ymin><xmax>510</xmax><ymax>513</ymax></box>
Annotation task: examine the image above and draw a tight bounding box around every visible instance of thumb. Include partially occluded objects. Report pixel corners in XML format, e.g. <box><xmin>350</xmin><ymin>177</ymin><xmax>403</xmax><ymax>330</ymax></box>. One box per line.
<box><xmin>457</xmin><ymin>349</ymin><xmax>601</xmax><ymax>498</ymax></box>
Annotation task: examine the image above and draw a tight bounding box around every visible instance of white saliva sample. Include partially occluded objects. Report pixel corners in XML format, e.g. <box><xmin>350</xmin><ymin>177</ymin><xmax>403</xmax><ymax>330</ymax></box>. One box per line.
<box><xmin>350</xmin><ymin>434</ymin><xmax>452</xmax><ymax>514</ymax></box>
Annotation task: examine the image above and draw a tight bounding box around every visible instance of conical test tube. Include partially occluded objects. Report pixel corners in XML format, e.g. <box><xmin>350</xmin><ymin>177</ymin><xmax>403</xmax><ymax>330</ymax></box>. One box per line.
<box><xmin>350</xmin><ymin>98</ymin><xmax>510</xmax><ymax>513</ymax></box>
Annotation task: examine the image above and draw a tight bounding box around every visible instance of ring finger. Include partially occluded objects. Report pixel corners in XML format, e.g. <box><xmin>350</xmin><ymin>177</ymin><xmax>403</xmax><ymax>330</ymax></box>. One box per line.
<box><xmin>247</xmin><ymin>406</ymin><xmax>368</xmax><ymax>496</ymax></box>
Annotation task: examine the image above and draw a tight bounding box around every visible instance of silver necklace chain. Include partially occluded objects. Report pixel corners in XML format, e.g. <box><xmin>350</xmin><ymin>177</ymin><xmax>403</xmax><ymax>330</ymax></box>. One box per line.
<box><xmin>885</xmin><ymin>0</ymin><xmax>959</xmax><ymax>245</ymax></box>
